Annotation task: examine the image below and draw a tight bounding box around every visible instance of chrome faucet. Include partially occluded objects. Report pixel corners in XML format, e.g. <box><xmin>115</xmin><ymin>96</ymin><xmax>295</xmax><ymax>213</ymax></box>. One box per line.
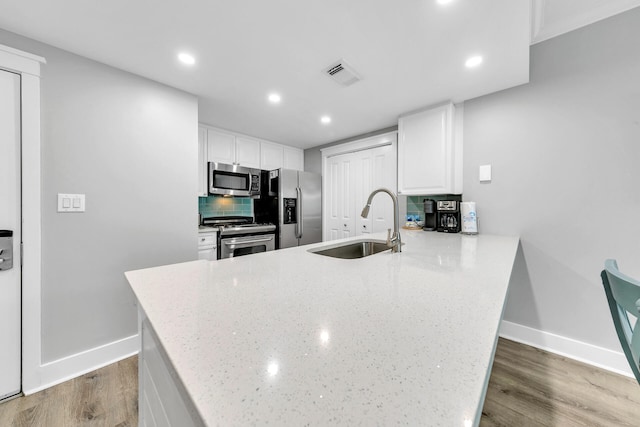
<box><xmin>360</xmin><ymin>188</ymin><xmax>402</xmax><ymax>253</ymax></box>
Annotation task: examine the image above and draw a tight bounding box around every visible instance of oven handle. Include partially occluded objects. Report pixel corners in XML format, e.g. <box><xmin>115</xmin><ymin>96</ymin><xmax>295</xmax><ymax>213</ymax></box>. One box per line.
<box><xmin>296</xmin><ymin>186</ymin><xmax>303</xmax><ymax>239</ymax></box>
<box><xmin>223</xmin><ymin>236</ymin><xmax>274</xmax><ymax>246</ymax></box>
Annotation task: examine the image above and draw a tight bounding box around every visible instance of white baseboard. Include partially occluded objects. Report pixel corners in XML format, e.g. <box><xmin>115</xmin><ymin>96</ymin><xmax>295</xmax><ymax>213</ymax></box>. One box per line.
<box><xmin>499</xmin><ymin>320</ymin><xmax>633</xmax><ymax>379</ymax></box>
<box><xmin>23</xmin><ymin>334</ymin><xmax>140</xmax><ymax>395</ymax></box>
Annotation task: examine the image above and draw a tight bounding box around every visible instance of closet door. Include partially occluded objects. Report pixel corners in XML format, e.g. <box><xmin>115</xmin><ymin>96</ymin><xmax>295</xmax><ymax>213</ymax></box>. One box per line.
<box><xmin>324</xmin><ymin>143</ymin><xmax>396</xmax><ymax>242</ymax></box>
<box><xmin>356</xmin><ymin>144</ymin><xmax>396</xmax><ymax>236</ymax></box>
<box><xmin>324</xmin><ymin>153</ymin><xmax>356</xmax><ymax>241</ymax></box>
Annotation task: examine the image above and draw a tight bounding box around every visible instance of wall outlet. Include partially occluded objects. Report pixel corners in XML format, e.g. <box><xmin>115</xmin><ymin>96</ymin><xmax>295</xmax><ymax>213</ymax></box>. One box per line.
<box><xmin>57</xmin><ymin>193</ymin><xmax>86</xmax><ymax>212</ymax></box>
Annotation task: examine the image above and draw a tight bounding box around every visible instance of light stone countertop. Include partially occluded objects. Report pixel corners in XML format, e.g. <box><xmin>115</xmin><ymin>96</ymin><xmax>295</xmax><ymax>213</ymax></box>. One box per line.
<box><xmin>126</xmin><ymin>231</ymin><xmax>519</xmax><ymax>426</ymax></box>
<box><xmin>198</xmin><ymin>225</ymin><xmax>218</xmax><ymax>233</ymax></box>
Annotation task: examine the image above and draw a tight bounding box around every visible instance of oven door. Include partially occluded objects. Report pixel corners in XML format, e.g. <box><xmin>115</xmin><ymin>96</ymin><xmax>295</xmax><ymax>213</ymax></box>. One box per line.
<box><xmin>220</xmin><ymin>234</ymin><xmax>275</xmax><ymax>258</ymax></box>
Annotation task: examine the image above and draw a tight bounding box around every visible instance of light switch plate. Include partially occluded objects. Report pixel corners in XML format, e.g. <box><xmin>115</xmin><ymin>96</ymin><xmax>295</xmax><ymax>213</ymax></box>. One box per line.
<box><xmin>479</xmin><ymin>164</ymin><xmax>492</xmax><ymax>182</ymax></box>
<box><xmin>58</xmin><ymin>193</ymin><xmax>86</xmax><ymax>212</ymax></box>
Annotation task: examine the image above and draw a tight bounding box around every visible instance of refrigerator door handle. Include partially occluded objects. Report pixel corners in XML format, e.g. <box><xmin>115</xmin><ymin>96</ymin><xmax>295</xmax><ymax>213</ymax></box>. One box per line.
<box><xmin>296</xmin><ymin>186</ymin><xmax>303</xmax><ymax>239</ymax></box>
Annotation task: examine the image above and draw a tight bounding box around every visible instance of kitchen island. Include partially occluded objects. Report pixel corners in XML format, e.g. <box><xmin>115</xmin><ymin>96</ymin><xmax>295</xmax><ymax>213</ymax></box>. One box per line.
<box><xmin>126</xmin><ymin>231</ymin><xmax>519</xmax><ymax>426</ymax></box>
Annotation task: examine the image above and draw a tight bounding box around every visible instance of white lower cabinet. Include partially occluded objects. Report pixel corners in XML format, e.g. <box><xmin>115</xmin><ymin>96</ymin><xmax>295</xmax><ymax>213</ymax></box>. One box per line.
<box><xmin>198</xmin><ymin>230</ymin><xmax>217</xmax><ymax>261</ymax></box>
<box><xmin>323</xmin><ymin>133</ymin><xmax>397</xmax><ymax>241</ymax></box>
<box><xmin>398</xmin><ymin>102</ymin><xmax>462</xmax><ymax>195</ymax></box>
<box><xmin>139</xmin><ymin>314</ymin><xmax>201</xmax><ymax>427</ymax></box>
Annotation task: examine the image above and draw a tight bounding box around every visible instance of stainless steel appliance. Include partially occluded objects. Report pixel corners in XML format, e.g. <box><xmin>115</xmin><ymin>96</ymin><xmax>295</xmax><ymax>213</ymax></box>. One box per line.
<box><xmin>423</xmin><ymin>199</ymin><xmax>437</xmax><ymax>231</ymax></box>
<box><xmin>202</xmin><ymin>216</ymin><xmax>276</xmax><ymax>259</ymax></box>
<box><xmin>436</xmin><ymin>200</ymin><xmax>460</xmax><ymax>233</ymax></box>
<box><xmin>254</xmin><ymin>169</ymin><xmax>321</xmax><ymax>249</ymax></box>
<box><xmin>208</xmin><ymin>162</ymin><xmax>261</xmax><ymax>197</ymax></box>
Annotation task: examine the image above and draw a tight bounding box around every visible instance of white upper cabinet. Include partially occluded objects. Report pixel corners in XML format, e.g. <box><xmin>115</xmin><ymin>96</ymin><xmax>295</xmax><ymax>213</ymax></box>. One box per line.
<box><xmin>283</xmin><ymin>146</ymin><xmax>304</xmax><ymax>171</ymax></box>
<box><xmin>206</xmin><ymin>128</ymin><xmax>261</xmax><ymax>169</ymax></box>
<box><xmin>198</xmin><ymin>125</ymin><xmax>304</xmax><ymax>196</ymax></box>
<box><xmin>398</xmin><ymin>102</ymin><xmax>462</xmax><ymax>195</ymax></box>
<box><xmin>234</xmin><ymin>136</ymin><xmax>261</xmax><ymax>168</ymax></box>
<box><xmin>206</xmin><ymin>128</ymin><xmax>236</xmax><ymax>165</ymax></box>
<box><xmin>198</xmin><ymin>127</ymin><xmax>208</xmax><ymax>197</ymax></box>
<box><xmin>261</xmin><ymin>142</ymin><xmax>304</xmax><ymax>171</ymax></box>
<box><xmin>260</xmin><ymin>141</ymin><xmax>284</xmax><ymax>171</ymax></box>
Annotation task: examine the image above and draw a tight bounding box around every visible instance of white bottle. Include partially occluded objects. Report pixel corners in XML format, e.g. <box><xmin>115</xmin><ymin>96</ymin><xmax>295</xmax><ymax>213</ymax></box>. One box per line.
<box><xmin>461</xmin><ymin>202</ymin><xmax>478</xmax><ymax>234</ymax></box>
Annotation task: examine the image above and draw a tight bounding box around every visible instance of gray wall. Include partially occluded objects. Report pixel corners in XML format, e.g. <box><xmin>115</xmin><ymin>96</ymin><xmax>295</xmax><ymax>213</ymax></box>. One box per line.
<box><xmin>463</xmin><ymin>8</ymin><xmax>640</xmax><ymax>350</ymax></box>
<box><xmin>0</xmin><ymin>30</ymin><xmax>198</xmax><ymax>362</ymax></box>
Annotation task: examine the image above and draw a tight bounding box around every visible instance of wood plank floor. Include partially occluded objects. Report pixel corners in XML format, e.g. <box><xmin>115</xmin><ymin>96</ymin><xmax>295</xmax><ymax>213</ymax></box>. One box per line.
<box><xmin>1</xmin><ymin>338</ymin><xmax>638</xmax><ymax>426</ymax></box>
<box><xmin>0</xmin><ymin>356</ymin><xmax>137</xmax><ymax>427</ymax></box>
<box><xmin>481</xmin><ymin>338</ymin><xmax>640</xmax><ymax>426</ymax></box>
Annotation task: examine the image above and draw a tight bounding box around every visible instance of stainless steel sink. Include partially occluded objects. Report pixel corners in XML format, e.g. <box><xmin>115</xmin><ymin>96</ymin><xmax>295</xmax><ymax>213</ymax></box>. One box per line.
<box><xmin>309</xmin><ymin>240</ymin><xmax>390</xmax><ymax>259</ymax></box>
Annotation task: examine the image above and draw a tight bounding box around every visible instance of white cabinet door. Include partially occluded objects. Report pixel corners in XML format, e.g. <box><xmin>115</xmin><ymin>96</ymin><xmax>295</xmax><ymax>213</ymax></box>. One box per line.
<box><xmin>398</xmin><ymin>103</ymin><xmax>461</xmax><ymax>195</ymax></box>
<box><xmin>139</xmin><ymin>316</ymin><xmax>199</xmax><ymax>427</ymax></box>
<box><xmin>324</xmin><ymin>154</ymin><xmax>356</xmax><ymax>241</ymax></box>
<box><xmin>235</xmin><ymin>136</ymin><xmax>261</xmax><ymax>168</ymax></box>
<box><xmin>198</xmin><ymin>127</ymin><xmax>208</xmax><ymax>197</ymax></box>
<box><xmin>260</xmin><ymin>141</ymin><xmax>284</xmax><ymax>171</ymax></box>
<box><xmin>198</xmin><ymin>231</ymin><xmax>217</xmax><ymax>261</ymax></box>
<box><xmin>207</xmin><ymin>128</ymin><xmax>236</xmax><ymax>165</ymax></box>
<box><xmin>283</xmin><ymin>146</ymin><xmax>304</xmax><ymax>171</ymax></box>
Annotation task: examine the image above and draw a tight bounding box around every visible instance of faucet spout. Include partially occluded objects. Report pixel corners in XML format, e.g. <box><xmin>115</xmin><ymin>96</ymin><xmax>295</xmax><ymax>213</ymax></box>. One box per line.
<box><xmin>360</xmin><ymin>188</ymin><xmax>402</xmax><ymax>253</ymax></box>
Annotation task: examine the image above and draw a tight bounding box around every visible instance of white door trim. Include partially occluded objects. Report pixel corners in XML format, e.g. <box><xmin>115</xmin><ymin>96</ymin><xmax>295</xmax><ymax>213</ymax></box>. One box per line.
<box><xmin>0</xmin><ymin>44</ymin><xmax>45</xmax><ymax>394</ymax></box>
<box><xmin>320</xmin><ymin>131</ymin><xmax>398</xmax><ymax>158</ymax></box>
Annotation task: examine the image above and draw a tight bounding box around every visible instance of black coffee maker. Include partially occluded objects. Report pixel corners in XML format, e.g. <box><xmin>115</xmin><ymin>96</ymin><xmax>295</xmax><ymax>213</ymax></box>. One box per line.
<box><xmin>436</xmin><ymin>200</ymin><xmax>461</xmax><ymax>233</ymax></box>
<box><xmin>423</xmin><ymin>199</ymin><xmax>437</xmax><ymax>231</ymax></box>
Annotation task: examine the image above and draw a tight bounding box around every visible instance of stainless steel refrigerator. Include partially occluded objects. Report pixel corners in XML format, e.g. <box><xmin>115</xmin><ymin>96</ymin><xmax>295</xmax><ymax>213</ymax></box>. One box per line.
<box><xmin>255</xmin><ymin>169</ymin><xmax>322</xmax><ymax>249</ymax></box>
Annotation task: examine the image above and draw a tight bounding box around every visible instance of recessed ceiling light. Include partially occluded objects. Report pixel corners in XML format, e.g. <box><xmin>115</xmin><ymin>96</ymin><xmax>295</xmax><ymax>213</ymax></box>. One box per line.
<box><xmin>321</xmin><ymin>116</ymin><xmax>331</xmax><ymax>124</ymax></box>
<box><xmin>465</xmin><ymin>55</ymin><xmax>483</xmax><ymax>68</ymax></box>
<box><xmin>178</xmin><ymin>53</ymin><xmax>195</xmax><ymax>65</ymax></box>
<box><xmin>437</xmin><ymin>0</ymin><xmax>454</xmax><ymax>5</ymax></box>
<box><xmin>268</xmin><ymin>93</ymin><xmax>281</xmax><ymax>104</ymax></box>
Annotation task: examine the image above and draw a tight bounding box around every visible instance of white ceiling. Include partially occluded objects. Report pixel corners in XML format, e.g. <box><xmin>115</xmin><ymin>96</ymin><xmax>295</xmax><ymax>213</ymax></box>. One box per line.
<box><xmin>0</xmin><ymin>0</ymin><xmax>638</xmax><ymax>149</ymax></box>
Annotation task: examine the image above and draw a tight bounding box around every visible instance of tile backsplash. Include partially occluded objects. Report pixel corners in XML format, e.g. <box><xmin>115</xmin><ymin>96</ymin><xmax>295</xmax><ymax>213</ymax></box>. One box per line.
<box><xmin>199</xmin><ymin>196</ymin><xmax>253</xmax><ymax>218</ymax></box>
<box><xmin>406</xmin><ymin>194</ymin><xmax>462</xmax><ymax>221</ymax></box>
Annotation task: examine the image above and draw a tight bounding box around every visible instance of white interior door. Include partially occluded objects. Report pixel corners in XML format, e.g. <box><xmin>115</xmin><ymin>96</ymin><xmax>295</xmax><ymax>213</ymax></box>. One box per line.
<box><xmin>368</xmin><ymin>144</ymin><xmax>397</xmax><ymax>234</ymax></box>
<box><xmin>0</xmin><ymin>69</ymin><xmax>21</xmax><ymax>400</ymax></box>
<box><xmin>353</xmin><ymin>145</ymin><xmax>397</xmax><ymax>236</ymax></box>
<box><xmin>324</xmin><ymin>153</ymin><xmax>355</xmax><ymax>241</ymax></box>
<box><xmin>324</xmin><ymin>143</ymin><xmax>397</xmax><ymax>242</ymax></box>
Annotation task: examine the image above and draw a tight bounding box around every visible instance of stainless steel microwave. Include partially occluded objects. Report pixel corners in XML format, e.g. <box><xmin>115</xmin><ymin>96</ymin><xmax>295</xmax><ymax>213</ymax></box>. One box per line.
<box><xmin>208</xmin><ymin>162</ymin><xmax>261</xmax><ymax>197</ymax></box>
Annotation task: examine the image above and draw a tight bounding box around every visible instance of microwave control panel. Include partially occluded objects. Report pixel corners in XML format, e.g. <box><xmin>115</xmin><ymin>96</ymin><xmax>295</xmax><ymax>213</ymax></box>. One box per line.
<box><xmin>250</xmin><ymin>174</ymin><xmax>260</xmax><ymax>192</ymax></box>
<box><xmin>283</xmin><ymin>198</ymin><xmax>297</xmax><ymax>224</ymax></box>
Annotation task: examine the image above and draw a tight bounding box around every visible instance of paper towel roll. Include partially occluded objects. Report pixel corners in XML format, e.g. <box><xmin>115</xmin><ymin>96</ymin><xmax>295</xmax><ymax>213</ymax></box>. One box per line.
<box><xmin>461</xmin><ymin>202</ymin><xmax>478</xmax><ymax>234</ymax></box>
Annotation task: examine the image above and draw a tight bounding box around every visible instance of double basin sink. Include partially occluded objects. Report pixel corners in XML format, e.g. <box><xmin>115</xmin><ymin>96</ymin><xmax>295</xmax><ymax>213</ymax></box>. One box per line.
<box><xmin>309</xmin><ymin>239</ymin><xmax>391</xmax><ymax>259</ymax></box>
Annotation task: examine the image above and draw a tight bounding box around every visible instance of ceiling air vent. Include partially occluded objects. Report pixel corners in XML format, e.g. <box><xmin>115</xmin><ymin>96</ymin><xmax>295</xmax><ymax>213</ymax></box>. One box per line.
<box><xmin>324</xmin><ymin>59</ymin><xmax>362</xmax><ymax>86</ymax></box>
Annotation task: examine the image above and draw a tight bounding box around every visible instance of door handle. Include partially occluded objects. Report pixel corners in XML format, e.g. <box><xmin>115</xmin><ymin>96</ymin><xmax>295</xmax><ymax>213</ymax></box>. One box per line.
<box><xmin>296</xmin><ymin>187</ymin><xmax>304</xmax><ymax>239</ymax></box>
<box><xmin>223</xmin><ymin>236</ymin><xmax>274</xmax><ymax>246</ymax></box>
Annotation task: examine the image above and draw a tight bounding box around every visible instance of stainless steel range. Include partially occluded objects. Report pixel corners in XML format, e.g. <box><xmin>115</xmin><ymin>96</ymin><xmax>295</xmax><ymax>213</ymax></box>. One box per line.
<box><xmin>202</xmin><ymin>216</ymin><xmax>276</xmax><ymax>259</ymax></box>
